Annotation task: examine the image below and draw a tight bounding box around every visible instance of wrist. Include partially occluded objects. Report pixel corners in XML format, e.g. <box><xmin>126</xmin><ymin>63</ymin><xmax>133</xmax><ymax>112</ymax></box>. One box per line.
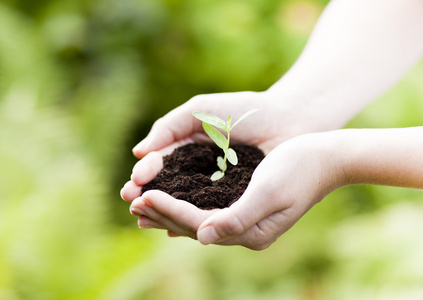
<box><xmin>281</xmin><ymin>131</ymin><xmax>350</xmax><ymax>202</ymax></box>
<box><xmin>310</xmin><ymin>129</ymin><xmax>376</xmax><ymax>190</ymax></box>
<box><xmin>309</xmin><ymin>131</ymin><xmax>350</xmax><ymax>193</ymax></box>
<box><xmin>263</xmin><ymin>83</ymin><xmax>352</xmax><ymax>139</ymax></box>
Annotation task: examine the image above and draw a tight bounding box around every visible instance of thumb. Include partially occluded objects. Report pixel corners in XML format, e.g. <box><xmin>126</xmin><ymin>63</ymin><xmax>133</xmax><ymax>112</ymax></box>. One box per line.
<box><xmin>132</xmin><ymin>104</ymin><xmax>200</xmax><ymax>158</ymax></box>
<box><xmin>196</xmin><ymin>181</ymin><xmax>288</xmax><ymax>245</ymax></box>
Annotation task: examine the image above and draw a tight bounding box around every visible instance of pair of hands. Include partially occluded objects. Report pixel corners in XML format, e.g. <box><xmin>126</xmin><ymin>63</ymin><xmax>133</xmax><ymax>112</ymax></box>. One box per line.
<box><xmin>121</xmin><ymin>90</ymin><xmax>344</xmax><ymax>250</ymax></box>
<box><xmin>119</xmin><ymin>0</ymin><xmax>423</xmax><ymax>249</ymax></box>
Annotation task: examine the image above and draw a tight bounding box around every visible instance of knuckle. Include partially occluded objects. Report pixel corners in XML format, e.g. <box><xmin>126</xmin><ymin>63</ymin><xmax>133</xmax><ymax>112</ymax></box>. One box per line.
<box><xmin>189</xmin><ymin>94</ymin><xmax>207</xmax><ymax>103</ymax></box>
<box><xmin>250</xmin><ymin>234</ymin><xmax>274</xmax><ymax>251</ymax></box>
<box><xmin>217</xmin><ymin>213</ymin><xmax>246</xmax><ymax>237</ymax></box>
<box><xmin>151</xmin><ymin>117</ymin><xmax>165</xmax><ymax>130</ymax></box>
<box><xmin>188</xmin><ymin>94</ymin><xmax>212</xmax><ymax>109</ymax></box>
<box><xmin>249</xmin><ymin>242</ymin><xmax>271</xmax><ymax>251</ymax></box>
<box><xmin>246</xmin><ymin>223</ymin><xmax>277</xmax><ymax>251</ymax></box>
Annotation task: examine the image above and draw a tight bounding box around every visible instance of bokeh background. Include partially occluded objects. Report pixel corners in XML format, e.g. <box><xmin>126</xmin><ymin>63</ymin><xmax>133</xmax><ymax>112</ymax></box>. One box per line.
<box><xmin>1</xmin><ymin>0</ymin><xmax>423</xmax><ymax>299</ymax></box>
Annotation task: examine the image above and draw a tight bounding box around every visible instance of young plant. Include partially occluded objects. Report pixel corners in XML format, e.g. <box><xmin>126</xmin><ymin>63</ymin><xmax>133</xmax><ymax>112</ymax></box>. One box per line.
<box><xmin>192</xmin><ymin>109</ymin><xmax>259</xmax><ymax>181</ymax></box>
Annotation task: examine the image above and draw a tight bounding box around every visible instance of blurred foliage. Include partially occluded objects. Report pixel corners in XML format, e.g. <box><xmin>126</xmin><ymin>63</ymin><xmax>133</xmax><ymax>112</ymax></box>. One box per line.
<box><xmin>0</xmin><ymin>0</ymin><xmax>422</xmax><ymax>299</ymax></box>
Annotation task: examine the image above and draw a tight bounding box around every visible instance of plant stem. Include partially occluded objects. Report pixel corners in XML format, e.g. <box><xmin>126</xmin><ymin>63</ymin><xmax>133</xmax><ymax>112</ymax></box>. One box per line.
<box><xmin>222</xmin><ymin>131</ymin><xmax>230</xmax><ymax>173</ymax></box>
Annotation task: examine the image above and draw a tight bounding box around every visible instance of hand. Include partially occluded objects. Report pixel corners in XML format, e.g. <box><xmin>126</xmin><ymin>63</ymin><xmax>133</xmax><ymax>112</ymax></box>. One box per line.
<box><xmin>132</xmin><ymin>90</ymin><xmax>323</xmax><ymax>158</ymax></box>
<box><xmin>127</xmin><ymin>132</ymin><xmax>344</xmax><ymax>250</ymax></box>
<box><xmin>121</xmin><ymin>89</ymin><xmax>341</xmax><ymax>203</ymax></box>
<box><xmin>121</xmin><ymin>89</ymin><xmax>345</xmax><ymax>249</ymax></box>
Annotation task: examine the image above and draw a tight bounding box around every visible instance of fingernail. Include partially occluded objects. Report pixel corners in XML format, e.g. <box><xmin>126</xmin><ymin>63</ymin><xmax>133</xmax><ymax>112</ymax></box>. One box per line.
<box><xmin>130</xmin><ymin>207</ymin><xmax>144</xmax><ymax>216</ymax></box>
<box><xmin>139</xmin><ymin>224</ymin><xmax>154</xmax><ymax>229</ymax></box>
<box><xmin>197</xmin><ymin>226</ymin><xmax>219</xmax><ymax>245</ymax></box>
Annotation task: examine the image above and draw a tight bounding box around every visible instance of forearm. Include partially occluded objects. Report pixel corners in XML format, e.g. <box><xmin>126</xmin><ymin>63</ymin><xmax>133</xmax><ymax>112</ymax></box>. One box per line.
<box><xmin>330</xmin><ymin>127</ymin><xmax>423</xmax><ymax>189</ymax></box>
<box><xmin>268</xmin><ymin>0</ymin><xmax>423</xmax><ymax>130</ymax></box>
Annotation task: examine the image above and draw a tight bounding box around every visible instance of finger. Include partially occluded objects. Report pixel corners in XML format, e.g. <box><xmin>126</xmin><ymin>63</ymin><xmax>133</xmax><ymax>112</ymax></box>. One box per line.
<box><xmin>138</xmin><ymin>190</ymin><xmax>216</xmax><ymax>230</ymax></box>
<box><xmin>131</xmin><ymin>190</ymin><xmax>216</xmax><ymax>238</ymax></box>
<box><xmin>120</xmin><ymin>180</ymin><xmax>142</xmax><ymax>201</ymax></box>
<box><xmin>131</xmin><ymin>151</ymin><xmax>164</xmax><ymax>186</ymax></box>
<box><xmin>131</xmin><ymin>140</ymin><xmax>195</xmax><ymax>186</ymax></box>
<box><xmin>130</xmin><ymin>196</ymin><xmax>194</xmax><ymax>238</ymax></box>
<box><xmin>132</xmin><ymin>105</ymin><xmax>201</xmax><ymax>159</ymax></box>
<box><xmin>137</xmin><ymin>215</ymin><xmax>167</xmax><ymax>229</ymax></box>
<box><xmin>167</xmin><ymin>231</ymin><xmax>182</xmax><ymax>238</ymax></box>
<box><xmin>213</xmin><ymin>208</ymin><xmax>298</xmax><ymax>250</ymax></box>
<box><xmin>196</xmin><ymin>174</ymin><xmax>293</xmax><ymax>245</ymax></box>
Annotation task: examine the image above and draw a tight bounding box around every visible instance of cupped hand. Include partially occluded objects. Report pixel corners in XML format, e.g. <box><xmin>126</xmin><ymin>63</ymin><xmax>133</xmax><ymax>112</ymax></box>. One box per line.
<box><xmin>121</xmin><ymin>90</ymin><xmax>288</xmax><ymax>204</ymax></box>
<box><xmin>121</xmin><ymin>89</ymin><xmax>327</xmax><ymax>203</ymax></box>
<box><xmin>126</xmin><ymin>132</ymin><xmax>344</xmax><ymax>250</ymax></box>
<box><xmin>132</xmin><ymin>90</ymin><xmax>312</xmax><ymax>159</ymax></box>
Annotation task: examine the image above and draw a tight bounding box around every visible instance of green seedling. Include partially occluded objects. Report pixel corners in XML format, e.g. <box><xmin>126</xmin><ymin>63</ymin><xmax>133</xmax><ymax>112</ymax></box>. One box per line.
<box><xmin>192</xmin><ymin>109</ymin><xmax>259</xmax><ymax>181</ymax></box>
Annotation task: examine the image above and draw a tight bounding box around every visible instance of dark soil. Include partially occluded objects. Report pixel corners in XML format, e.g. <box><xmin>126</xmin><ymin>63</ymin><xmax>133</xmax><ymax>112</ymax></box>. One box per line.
<box><xmin>141</xmin><ymin>143</ymin><xmax>265</xmax><ymax>209</ymax></box>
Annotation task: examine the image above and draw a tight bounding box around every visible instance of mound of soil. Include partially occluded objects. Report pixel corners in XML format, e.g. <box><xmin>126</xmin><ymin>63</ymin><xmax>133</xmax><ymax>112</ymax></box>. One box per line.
<box><xmin>141</xmin><ymin>143</ymin><xmax>265</xmax><ymax>209</ymax></box>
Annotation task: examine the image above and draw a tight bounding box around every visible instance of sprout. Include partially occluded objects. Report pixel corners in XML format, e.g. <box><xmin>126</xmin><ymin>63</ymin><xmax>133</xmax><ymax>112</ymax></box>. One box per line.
<box><xmin>192</xmin><ymin>109</ymin><xmax>259</xmax><ymax>181</ymax></box>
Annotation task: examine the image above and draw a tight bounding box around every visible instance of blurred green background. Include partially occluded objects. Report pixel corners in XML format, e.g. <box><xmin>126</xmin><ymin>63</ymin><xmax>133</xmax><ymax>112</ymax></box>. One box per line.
<box><xmin>1</xmin><ymin>0</ymin><xmax>423</xmax><ymax>299</ymax></box>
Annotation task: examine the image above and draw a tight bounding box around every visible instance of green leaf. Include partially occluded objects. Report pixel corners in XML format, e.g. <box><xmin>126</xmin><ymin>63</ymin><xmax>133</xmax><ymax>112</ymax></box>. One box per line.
<box><xmin>217</xmin><ymin>156</ymin><xmax>227</xmax><ymax>172</ymax></box>
<box><xmin>226</xmin><ymin>148</ymin><xmax>238</xmax><ymax>165</ymax></box>
<box><xmin>192</xmin><ymin>112</ymin><xmax>227</xmax><ymax>130</ymax></box>
<box><xmin>226</xmin><ymin>115</ymin><xmax>232</xmax><ymax>131</ymax></box>
<box><xmin>203</xmin><ymin>123</ymin><xmax>228</xmax><ymax>149</ymax></box>
<box><xmin>211</xmin><ymin>170</ymin><xmax>224</xmax><ymax>181</ymax></box>
<box><xmin>230</xmin><ymin>108</ymin><xmax>259</xmax><ymax>130</ymax></box>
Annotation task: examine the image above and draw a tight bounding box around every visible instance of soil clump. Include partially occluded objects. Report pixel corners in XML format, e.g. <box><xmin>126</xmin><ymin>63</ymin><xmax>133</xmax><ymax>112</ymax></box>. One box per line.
<box><xmin>142</xmin><ymin>143</ymin><xmax>264</xmax><ymax>209</ymax></box>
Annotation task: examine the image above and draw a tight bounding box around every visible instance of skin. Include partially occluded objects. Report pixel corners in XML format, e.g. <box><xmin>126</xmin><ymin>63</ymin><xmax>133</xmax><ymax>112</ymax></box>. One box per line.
<box><xmin>124</xmin><ymin>128</ymin><xmax>423</xmax><ymax>249</ymax></box>
<box><xmin>121</xmin><ymin>0</ymin><xmax>423</xmax><ymax>250</ymax></box>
